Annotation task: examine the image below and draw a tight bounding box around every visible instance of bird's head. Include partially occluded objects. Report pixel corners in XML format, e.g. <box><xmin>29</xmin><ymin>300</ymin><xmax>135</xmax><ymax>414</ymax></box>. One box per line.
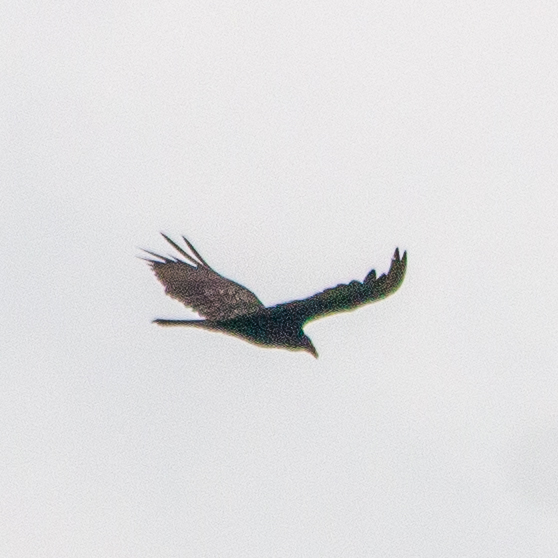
<box><xmin>299</xmin><ymin>334</ymin><xmax>318</xmax><ymax>358</ymax></box>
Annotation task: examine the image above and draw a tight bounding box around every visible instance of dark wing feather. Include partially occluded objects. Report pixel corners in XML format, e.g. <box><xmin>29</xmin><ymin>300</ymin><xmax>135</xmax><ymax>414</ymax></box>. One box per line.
<box><xmin>143</xmin><ymin>235</ymin><xmax>264</xmax><ymax>320</ymax></box>
<box><xmin>271</xmin><ymin>248</ymin><xmax>407</xmax><ymax>325</ymax></box>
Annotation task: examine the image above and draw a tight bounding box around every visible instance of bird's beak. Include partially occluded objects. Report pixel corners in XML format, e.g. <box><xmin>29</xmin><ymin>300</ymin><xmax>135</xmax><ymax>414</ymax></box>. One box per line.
<box><xmin>307</xmin><ymin>344</ymin><xmax>318</xmax><ymax>359</ymax></box>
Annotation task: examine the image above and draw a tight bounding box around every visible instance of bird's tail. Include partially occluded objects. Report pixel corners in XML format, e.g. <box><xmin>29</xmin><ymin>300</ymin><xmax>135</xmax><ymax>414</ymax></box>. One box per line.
<box><xmin>153</xmin><ymin>319</ymin><xmax>213</xmax><ymax>327</ymax></box>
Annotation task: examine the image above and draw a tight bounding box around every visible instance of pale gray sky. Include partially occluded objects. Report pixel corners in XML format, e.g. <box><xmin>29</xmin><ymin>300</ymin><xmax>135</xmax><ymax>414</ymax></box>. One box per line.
<box><xmin>2</xmin><ymin>1</ymin><xmax>558</xmax><ymax>556</ymax></box>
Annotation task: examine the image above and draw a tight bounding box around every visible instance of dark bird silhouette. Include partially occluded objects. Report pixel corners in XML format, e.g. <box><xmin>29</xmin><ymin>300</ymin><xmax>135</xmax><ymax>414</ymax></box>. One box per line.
<box><xmin>142</xmin><ymin>234</ymin><xmax>407</xmax><ymax>358</ymax></box>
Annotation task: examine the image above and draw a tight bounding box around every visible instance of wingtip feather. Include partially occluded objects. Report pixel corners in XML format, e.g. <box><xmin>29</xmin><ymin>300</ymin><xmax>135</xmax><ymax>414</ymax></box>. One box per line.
<box><xmin>181</xmin><ymin>235</ymin><xmax>212</xmax><ymax>268</ymax></box>
<box><xmin>140</xmin><ymin>249</ymin><xmax>174</xmax><ymax>264</ymax></box>
<box><xmin>160</xmin><ymin>232</ymin><xmax>213</xmax><ymax>268</ymax></box>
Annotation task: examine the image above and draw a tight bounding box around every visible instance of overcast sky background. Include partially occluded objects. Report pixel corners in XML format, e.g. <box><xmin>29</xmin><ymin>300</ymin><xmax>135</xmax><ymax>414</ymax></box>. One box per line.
<box><xmin>2</xmin><ymin>1</ymin><xmax>558</xmax><ymax>556</ymax></box>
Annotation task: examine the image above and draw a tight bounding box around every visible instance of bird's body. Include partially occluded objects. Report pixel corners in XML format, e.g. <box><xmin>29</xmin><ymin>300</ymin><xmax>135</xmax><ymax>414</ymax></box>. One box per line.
<box><xmin>143</xmin><ymin>234</ymin><xmax>407</xmax><ymax>357</ymax></box>
<box><xmin>156</xmin><ymin>310</ymin><xmax>316</xmax><ymax>354</ymax></box>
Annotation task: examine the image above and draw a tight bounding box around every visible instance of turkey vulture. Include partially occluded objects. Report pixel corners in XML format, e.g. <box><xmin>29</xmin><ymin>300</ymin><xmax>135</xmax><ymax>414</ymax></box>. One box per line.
<box><xmin>142</xmin><ymin>234</ymin><xmax>407</xmax><ymax>358</ymax></box>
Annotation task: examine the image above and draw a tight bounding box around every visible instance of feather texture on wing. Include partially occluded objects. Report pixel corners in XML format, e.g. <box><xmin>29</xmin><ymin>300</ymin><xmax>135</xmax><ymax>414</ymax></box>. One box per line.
<box><xmin>142</xmin><ymin>234</ymin><xmax>264</xmax><ymax>321</ymax></box>
<box><xmin>270</xmin><ymin>248</ymin><xmax>407</xmax><ymax>324</ymax></box>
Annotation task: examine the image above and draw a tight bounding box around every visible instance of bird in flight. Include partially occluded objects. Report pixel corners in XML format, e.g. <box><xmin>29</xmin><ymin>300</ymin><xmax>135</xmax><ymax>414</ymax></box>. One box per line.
<box><xmin>142</xmin><ymin>234</ymin><xmax>407</xmax><ymax>358</ymax></box>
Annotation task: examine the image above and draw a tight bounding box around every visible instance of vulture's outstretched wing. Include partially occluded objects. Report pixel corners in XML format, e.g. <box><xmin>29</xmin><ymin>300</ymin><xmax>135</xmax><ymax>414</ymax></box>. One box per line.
<box><xmin>142</xmin><ymin>234</ymin><xmax>264</xmax><ymax>320</ymax></box>
<box><xmin>272</xmin><ymin>248</ymin><xmax>407</xmax><ymax>325</ymax></box>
